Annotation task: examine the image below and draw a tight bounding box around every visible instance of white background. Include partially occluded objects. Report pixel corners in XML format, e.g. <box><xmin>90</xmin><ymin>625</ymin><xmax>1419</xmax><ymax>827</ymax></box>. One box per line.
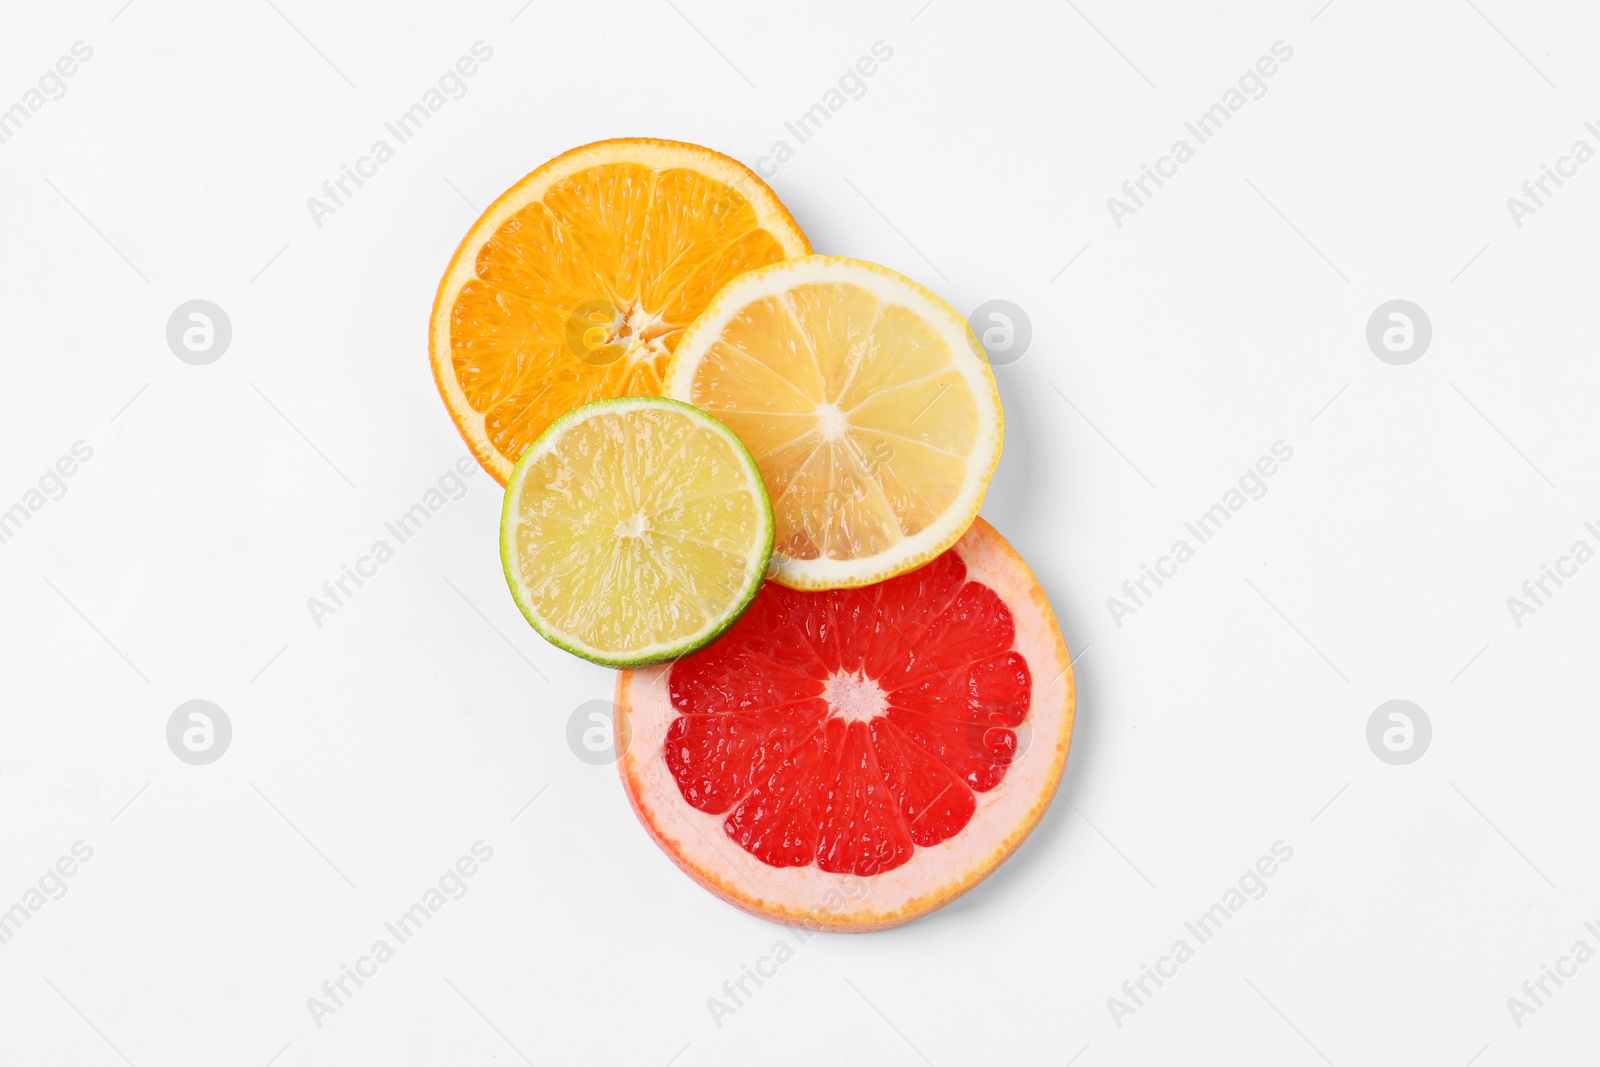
<box><xmin>2</xmin><ymin>0</ymin><xmax>1598</xmax><ymax>1064</ymax></box>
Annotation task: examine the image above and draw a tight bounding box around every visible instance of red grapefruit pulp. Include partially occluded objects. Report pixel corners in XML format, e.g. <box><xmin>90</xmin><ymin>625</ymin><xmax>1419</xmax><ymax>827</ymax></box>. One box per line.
<box><xmin>617</xmin><ymin>518</ymin><xmax>1075</xmax><ymax>930</ymax></box>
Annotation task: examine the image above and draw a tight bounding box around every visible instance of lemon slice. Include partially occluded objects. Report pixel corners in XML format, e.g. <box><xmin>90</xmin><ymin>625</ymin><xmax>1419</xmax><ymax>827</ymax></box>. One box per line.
<box><xmin>500</xmin><ymin>397</ymin><xmax>774</xmax><ymax>666</ymax></box>
<box><xmin>664</xmin><ymin>256</ymin><xmax>1003</xmax><ymax>590</ymax></box>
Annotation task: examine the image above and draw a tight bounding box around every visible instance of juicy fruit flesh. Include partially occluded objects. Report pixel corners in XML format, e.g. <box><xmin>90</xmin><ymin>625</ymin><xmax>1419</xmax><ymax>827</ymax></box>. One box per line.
<box><xmin>664</xmin><ymin>546</ymin><xmax>1031</xmax><ymax>876</ymax></box>
<box><xmin>510</xmin><ymin>406</ymin><xmax>767</xmax><ymax>654</ymax></box>
<box><xmin>684</xmin><ymin>281</ymin><xmax>980</xmax><ymax>563</ymax></box>
<box><xmin>452</xmin><ymin>162</ymin><xmax>793</xmax><ymax>467</ymax></box>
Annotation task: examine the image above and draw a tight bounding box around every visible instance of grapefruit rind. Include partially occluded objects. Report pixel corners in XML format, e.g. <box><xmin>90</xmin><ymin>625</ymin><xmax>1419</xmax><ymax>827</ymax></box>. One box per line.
<box><xmin>614</xmin><ymin>517</ymin><xmax>1073</xmax><ymax>931</ymax></box>
<box><xmin>431</xmin><ymin>137</ymin><xmax>812</xmax><ymax>484</ymax></box>
<box><xmin>663</xmin><ymin>255</ymin><xmax>1003</xmax><ymax>591</ymax></box>
<box><xmin>500</xmin><ymin>396</ymin><xmax>775</xmax><ymax>669</ymax></box>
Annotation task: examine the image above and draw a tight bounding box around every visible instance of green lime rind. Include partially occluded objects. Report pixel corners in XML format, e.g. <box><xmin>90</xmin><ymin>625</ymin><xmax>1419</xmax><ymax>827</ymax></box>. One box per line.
<box><xmin>499</xmin><ymin>395</ymin><xmax>776</xmax><ymax>669</ymax></box>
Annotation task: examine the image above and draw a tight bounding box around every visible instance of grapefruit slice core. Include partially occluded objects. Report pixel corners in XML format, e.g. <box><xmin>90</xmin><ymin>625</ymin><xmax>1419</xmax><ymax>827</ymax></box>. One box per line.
<box><xmin>617</xmin><ymin>518</ymin><xmax>1075</xmax><ymax>931</ymax></box>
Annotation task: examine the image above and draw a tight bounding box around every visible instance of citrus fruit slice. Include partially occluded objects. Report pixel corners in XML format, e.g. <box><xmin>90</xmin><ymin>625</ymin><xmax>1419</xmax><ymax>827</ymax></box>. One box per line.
<box><xmin>432</xmin><ymin>138</ymin><xmax>811</xmax><ymax>483</ymax></box>
<box><xmin>663</xmin><ymin>255</ymin><xmax>1004</xmax><ymax>590</ymax></box>
<box><xmin>616</xmin><ymin>517</ymin><xmax>1073</xmax><ymax>930</ymax></box>
<box><xmin>500</xmin><ymin>397</ymin><xmax>774</xmax><ymax>668</ymax></box>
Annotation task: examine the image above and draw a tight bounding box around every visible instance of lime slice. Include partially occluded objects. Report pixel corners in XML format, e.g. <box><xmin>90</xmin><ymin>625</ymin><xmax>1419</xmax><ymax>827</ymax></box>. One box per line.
<box><xmin>500</xmin><ymin>397</ymin><xmax>774</xmax><ymax>667</ymax></box>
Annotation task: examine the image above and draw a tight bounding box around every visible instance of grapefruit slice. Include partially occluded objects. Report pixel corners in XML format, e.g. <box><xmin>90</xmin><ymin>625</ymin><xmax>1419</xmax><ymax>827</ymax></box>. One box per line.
<box><xmin>663</xmin><ymin>256</ymin><xmax>1004</xmax><ymax>591</ymax></box>
<box><xmin>431</xmin><ymin>138</ymin><xmax>811</xmax><ymax>483</ymax></box>
<box><xmin>616</xmin><ymin>517</ymin><xmax>1074</xmax><ymax>930</ymax></box>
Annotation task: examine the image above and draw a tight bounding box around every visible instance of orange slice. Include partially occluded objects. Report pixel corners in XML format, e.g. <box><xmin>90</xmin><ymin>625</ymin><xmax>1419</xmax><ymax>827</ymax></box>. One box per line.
<box><xmin>431</xmin><ymin>138</ymin><xmax>811</xmax><ymax>482</ymax></box>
